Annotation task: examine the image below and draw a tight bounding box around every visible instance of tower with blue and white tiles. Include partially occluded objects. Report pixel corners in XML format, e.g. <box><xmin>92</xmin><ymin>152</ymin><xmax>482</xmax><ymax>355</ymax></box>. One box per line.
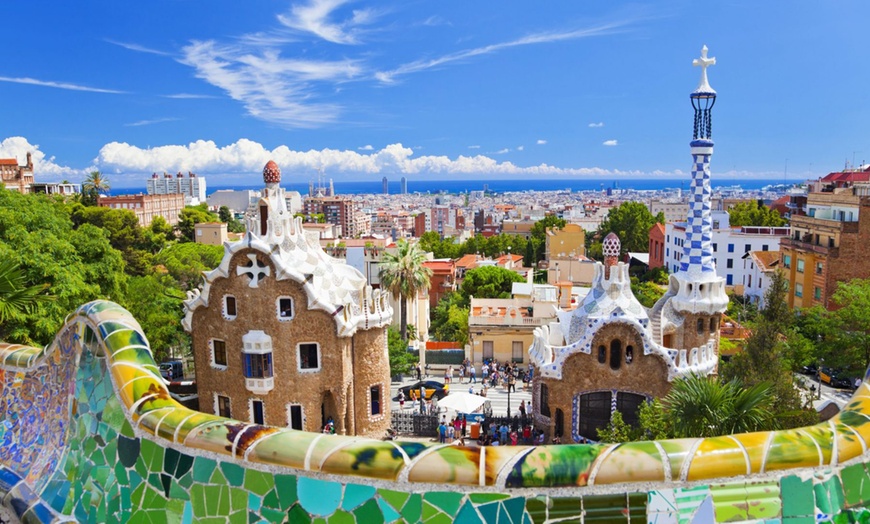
<box><xmin>650</xmin><ymin>46</ymin><xmax>728</xmax><ymax>351</ymax></box>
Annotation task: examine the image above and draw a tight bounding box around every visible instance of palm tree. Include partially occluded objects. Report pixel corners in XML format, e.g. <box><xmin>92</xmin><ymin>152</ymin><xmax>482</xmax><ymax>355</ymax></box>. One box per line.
<box><xmin>82</xmin><ymin>170</ymin><xmax>110</xmax><ymax>205</ymax></box>
<box><xmin>379</xmin><ymin>239</ymin><xmax>432</xmax><ymax>340</ymax></box>
<box><xmin>663</xmin><ymin>374</ymin><xmax>775</xmax><ymax>438</ymax></box>
<box><xmin>0</xmin><ymin>259</ymin><xmax>51</xmax><ymax>323</ymax></box>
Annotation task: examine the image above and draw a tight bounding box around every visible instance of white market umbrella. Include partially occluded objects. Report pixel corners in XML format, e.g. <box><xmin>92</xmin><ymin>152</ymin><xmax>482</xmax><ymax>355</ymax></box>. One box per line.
<box><xmin>436</xmin><ymin>392</ymin><xmax>488</xmax><ymax>414</ymax></box>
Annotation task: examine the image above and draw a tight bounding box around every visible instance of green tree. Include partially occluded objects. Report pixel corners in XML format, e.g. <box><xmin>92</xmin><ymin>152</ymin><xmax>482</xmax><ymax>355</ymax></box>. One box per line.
<box><xmin>81</xmin><ymin>170</ymin><xmax>111</xmax><ymax>206</ymax></box>
<box><xmin>722</xmin><ymin>270</ymin><xmax>817</xmax><ymax>428</ymax></box>
<box><xmin>637</xmin><ymin>398</ymin><xmax>671</xmax><ymax>440</ymax></box>
<box><xmin>218</xmin><ymin>205</ymin><xmax>246</xmax><ymax>234</ymax></box>
<box><xmin>459</xmin><ymin>266</ymin><xmax>526</xmax><ymax>305</ymax></box>
<box><xmin>418</xmin><ymin>231</ymin><xmax>460</xmax><ymax>259</ymax></box>
<box><xmin>529</xmin><ymin>215</ymin><xmax>567</xmax><ymax>264</ymax></box>
<box><xmin>597</xmin><ymin>410</ymin><xmax>634</xmax><ymax>443</ymax></box>
<box><xmin>154</xmin><ymin>242</ymin><xmax>224</xmax><ymax>291</ymax></box>
<box><xmin>379</xmin><ymin>240</ymin><xmax>433</xmax><ymax>340</ymax></box>
<box><xmin>595</xmin><ymin>202</ymin><xmax>664</xmax><ymax>256</ymax></box>
<box><xmin>177</xmin><ymin>204</ymin><xmax>219</xmax><ymax>242</ymax></box>
<box><xmin>0</xmin><ymin>259</ymin><xmax>51</xmax><ymax>323</ymax></box>
<box><xmin>663</xmin><ymin>374</ymin><xmax>776</xmax><ymax>438</ymax></box>
<box><xmin>70</xmin><ymin>204</ymin><xmax>153</xmax><ymax>275</ymax></box>
<box><xmin>387</xmin><ymin>326</ymin><xmax>418</xmax><ymax>377</ymax></box>
<box><xmin>633</xmin><ymin>280</ymin><xmax>666</xmax><ymax>308</ymax></box>
<box><xmin>122</xmin><ymin>274</ymin><xmax>189</xmax><ymax>363</ymax></box>
<box><xmin>430</xmin><ymin>293</ymin><xmax>469</xmax><ymax>346</ymax></box>
<box><xmin>728</xmin><ymin>201</ymin><xmax>787</xmax><ymax>227</ymax></box>
<box><xmin>823</xmin><ymin>279</ymin><xmax>870</xmax><ymax>374</ymax></box>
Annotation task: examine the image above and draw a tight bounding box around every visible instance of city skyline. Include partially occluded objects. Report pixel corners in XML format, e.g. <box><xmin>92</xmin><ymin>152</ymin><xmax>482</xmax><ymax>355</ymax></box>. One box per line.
<box><xmin>1</xmin><ymin>1</ymin><xmax>868</xmax><ymax>187</ymax></box>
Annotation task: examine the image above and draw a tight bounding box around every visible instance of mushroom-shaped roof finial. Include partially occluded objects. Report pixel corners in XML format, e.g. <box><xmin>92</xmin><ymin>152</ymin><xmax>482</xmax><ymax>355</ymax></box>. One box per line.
<box><xmin>602</xmin><ymin>232</ymin><xmax>621</xmax><ymax>259</ymax></box>
<box><xmin>263</xmin><ymin>160</ymin><xmax>281</xmax><ymax>184</ymax></box>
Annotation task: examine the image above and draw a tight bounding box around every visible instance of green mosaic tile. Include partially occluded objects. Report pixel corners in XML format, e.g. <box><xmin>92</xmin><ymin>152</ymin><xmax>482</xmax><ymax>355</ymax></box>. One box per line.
<box><xmin>327</xmin><ymin>509</ymin><xmax>356</xmax><ymax>524</ymax></box>
<box><xmin>287</xmin><ymin>503</ymin><xmax>313</xmax><ymax>524</ymax></box>
<box><xmin>584</xmin><ymin>494</ymin><xmax>629</xmax><ymax>524</ymax></box>
<box><xmin>298</xmin><ymin>477</ymin><xmax>343</xmax><ymax>517</ymax></box>
<box><xmin>626</xmin><ymin>492</ymin><xmax>646</xmax><ymax>524</ymax></box>
<box><xmin>454</xmin><ymin>500</ymin><xmax>484</xmax><ymax>524</ymax></box>
<box><xmin>177</xmin><ymin>470</ymin><xmax>193</xmax><ymax>489</ymax></box>
<box><xmin>244</xmin><ymin>469</ymin><xmax>274</xmax><ymax>497</ymax></box>
<box><xmin>275</xmin><ymin>474</ymin><xmax>298</xmax><ymax>510</ymax></box>
<box><xmin>746</xmin><ymin>481</ymin><xmax>781</xmax><ymax>520</ymax></box>
<box><xmin>377</xmin><ymin>497</ymin><xmax>401</xmax><ymax>522</ymax></box>
<box><xmin>210</xmin><ymin>465</ymin><xmax>227</xmax><ymax>485</ymax></box>
<box><xmin>469</xmin><ymin>493</ymin><xmax>511</xmax><ymax>504</ymax></box>
<box><xmin>260</xmin><ymin>507</ymin><xmax>287</xmax><ymax>524</ymax></box>
<box><xmin>262</xmin><ymin>489</ymin><xmax>281</xmax><ymax>510</ymax></box>
<box><xmin>192</xmin><ymin>457</ymin><xmax>217</xmax><ymax>483</ymax></box>
<box><xmin>710</xmin><ymin>483</ymin><xmax>748</xmax><ymax>522</ymax></box>
<box><xmin>815</xmin><ymin>475</ymin><xmax>846</xmax><ymax>517</ymax></box>
<box><xmin>401</xmin><ymin>493</ymin><xmax>422</xmax><ymax>523</ymax></box>
<box><xmin>228</xmin><ymin>509</ymin><xmax>247</xmax><ymax>524</ymax></box>
<box><xmin>140</xmin><ymin>439</ymin><xmax>164</xmax><ymax>471</ymax></box>
<box><xmin>343</xmin><ymin>484</ymin><xmax>377</xmax><ymax>511</ymax></box>
<box><xmin>504</xmin><ymin>497</ymin><xmax>528</xmax><ymax>524</ymax></box>
<box><xmin>190</xmin><ymin>484</ymin><xmax>207</xmax><ymax>517</ymax></box>
<box><xmin>842</xmin><ymin>464</ymin><xmax>870</xmax><ymax>508</ymax></box>
<box><xmin>782</xmin><ymin>476</ymin><xmax>815</xmax><ymax>518</ymax></box>
<box><xmin>231</xmin><ymin>486</ymin><xmax>248</xmax><ymax>511</ymax></box>
<box><xmin>548</xmin><ymin>496</ymin><xmax>582</xmax><ymax>521</ymax></box>
<box><xmin>353</xmin><ymin>499</ymin><xmax>384</xmax><ymax>524</ymax></box>
<box><xmin>478</xmin><ymin>502</ymin><xmax>500</xmax><ymax>524</ymax></box>
<box><xmin>526</xmin><ymin>497</ymin><xmax>548</xmax><ymax>524</ymax></box>
<box><xmin>169</xmin><ymin>480</ymin><xmax>190</xmax><ymax>501</ymax></box>
<box><xmin>423</xmin><ymin>492</ymin><xmax>464</xmax><ymax>517</ymax></box>
<box><xmin>378</xmin><ymin>489</ymin><xmax>409</xmax><ymax>514</ymax></box>
<box><xmin>422</xmin><ymin>501</ymin><xmax>441</xmax><ymax>521</ymax></box>
<box><xmin>221</xmin><ymin>461</ymin><xmax>246</xmax><ymax>487</ymax></box>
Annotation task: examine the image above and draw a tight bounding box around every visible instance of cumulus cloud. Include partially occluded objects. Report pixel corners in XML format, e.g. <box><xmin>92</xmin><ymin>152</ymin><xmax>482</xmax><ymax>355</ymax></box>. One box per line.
<box><xmin>517</xmin><ymin>145</ymin><xmax>524</xmax><ymax>151</ymax></box>
<box><xmin>492</xmin><ymin>148</ymin><xmax>510</xmax><ymax>155</ymax></box>
<box><xmin>91</xmin><ymin>138</ymin><xmax>662</xmax><ymax>178</ymax></box>
<box><xmin>589</xmin><ymin>122</ymin><xmax>605</xmax><ymax>128</ymax></box>
<box><xmin>0</xmin><ymin>137</ymin><xmax>89</xmax><ymax>180</ymax></box>
<box><xmin>603</xmin><ymin>139</ymin><xmax>618</xmax><ymax>146</ymax></box>
<box><xmin>276</xmin><ymin>0</ymin><xmax>379</xmax><ymax>44</ymax></box>
<box><xmin>536</xmin><ymin>139</ymin><xmax>547</xmax><ymax>145</ymax></box>
<box><xmin>358</xmin><ymin>144</ymin><xmax>374</xmax><ymax>150</ymax></box>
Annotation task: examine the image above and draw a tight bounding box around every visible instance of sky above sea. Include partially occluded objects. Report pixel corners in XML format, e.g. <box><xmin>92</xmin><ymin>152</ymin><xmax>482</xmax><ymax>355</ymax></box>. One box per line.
<box><xmin>1</xmin><ymin>1</ymin><xmax>868</xmax><ymax>187</ymax></box>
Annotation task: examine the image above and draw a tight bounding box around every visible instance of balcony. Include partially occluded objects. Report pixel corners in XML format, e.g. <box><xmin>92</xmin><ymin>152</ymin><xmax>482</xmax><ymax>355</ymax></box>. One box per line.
<box><xmin>469</xmin><ymin>316</ymin><xmax>550</xmax><ymax>327</ymax></box>
<box><xmin>779</xmin><ymin>237</ymin><xmax>837</xmax><ymax>257</ymax></box>
<box><xmin>245</xmin><ymin>376</ymin><xmax>275</xmax><ymax>395</ymax></box>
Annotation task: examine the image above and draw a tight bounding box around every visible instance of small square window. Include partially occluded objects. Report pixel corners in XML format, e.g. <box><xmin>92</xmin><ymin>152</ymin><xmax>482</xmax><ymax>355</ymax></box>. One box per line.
<box><xmin>796</xmin><ymin>259</ymin><xmax>805</xmax><ymax>273</ymax></box>
<box><xmin>727</xmin><ymin>244</ymin><xmax>734</xmax><ymax>253</ymax></box>
<box><xmin>277</xmin><ymin>297</ymin><xmax>294</xmax><ymax>320</ymax></box>
<box><xmin>814</xmin><ymin>287</ymin><xmax>822</xmax><ymax>300</ymax></box>
<box><xmin>212</xmin><ymin>339</ymin><xmax>227</xmax><ymax>367</ymax></box>
<box><xmin>795</xmin><ymin>283</ymin><xmax>803</xmax><ymax>298</ymax></box>
<box><xmin>299</xmin><ymin>343</ymin><xmax>320</xmax><ymax>371</ymax></box>
<box><xmin>816</xmin><ymin>262</ymin><xmax>823</xmax><ymax>274</ymax></box>
<box><xmin>726</xmin><ymin>259</ymin><xmax>733</xmax><ymax>269</ymax></box>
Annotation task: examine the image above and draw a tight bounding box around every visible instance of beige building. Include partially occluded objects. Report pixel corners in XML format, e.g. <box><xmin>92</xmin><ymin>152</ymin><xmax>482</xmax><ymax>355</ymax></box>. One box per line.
<box><xmin>468</xmin><ymin>285</ymin><xmax>559</xmax><ymax>366</ymax></box>
<box><xmin>195</xmin><ymin>222</ymin><xmax>228</xmax><ymax>246</ymax></box>
<box><xmin>97</xmin><ymin>193</ymin><xmax>185</xmax><ymax>227</ymax></box>
<box><xmin>184</xmin><ymin>161</ymin><xmax>393</xmax><ymax>437</ymax></box>
<box><xmin>545</xmin><ymin>223</ymin><xmax>586</xmax><ymax>259</ymax></box>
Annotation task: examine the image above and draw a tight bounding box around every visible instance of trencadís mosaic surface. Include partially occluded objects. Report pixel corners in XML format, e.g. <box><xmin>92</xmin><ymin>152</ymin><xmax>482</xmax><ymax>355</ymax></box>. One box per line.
<box><xmin>2</xmin><ymin>301</ymin><xmax>870</xmax><ymax>522</ymax></box>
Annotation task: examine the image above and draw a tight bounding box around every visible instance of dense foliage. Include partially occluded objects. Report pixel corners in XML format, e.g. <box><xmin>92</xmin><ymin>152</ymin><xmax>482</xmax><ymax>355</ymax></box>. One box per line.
<box><xmin>379</xmin><ymin>239</ymin><xmax>432</xmax><ymax>340</ymax></box>
<box><xmin>590</xmin><ymin>201</ymin><xmax>664</xmax><ymax>259</ymax></box>
<box><xmin>727</xmin><ymin>200</ymin><xmax>787</xmax><ymax>227</ymax></box>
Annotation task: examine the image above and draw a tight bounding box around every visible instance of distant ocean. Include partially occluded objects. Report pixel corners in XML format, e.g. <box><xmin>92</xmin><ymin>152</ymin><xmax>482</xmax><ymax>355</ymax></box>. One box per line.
<box><xmin>111</xmin><ymin>178</ymin><xmax>790</xmax><ymax>197</ymax></box>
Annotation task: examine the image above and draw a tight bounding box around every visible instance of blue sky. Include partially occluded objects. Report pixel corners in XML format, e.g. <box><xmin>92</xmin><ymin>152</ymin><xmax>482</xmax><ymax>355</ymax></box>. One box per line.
<box><xmin>1</xmin><ymin>1</ymin><xmax>868</xmax><ymax>188</ymax></box>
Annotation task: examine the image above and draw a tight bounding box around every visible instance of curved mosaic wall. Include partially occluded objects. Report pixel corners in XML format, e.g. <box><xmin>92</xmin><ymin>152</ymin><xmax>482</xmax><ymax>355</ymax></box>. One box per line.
<box><xmin>1</xmin><ymin>300</ymin><xmax>870</xmax><ymax>522</ymax></box>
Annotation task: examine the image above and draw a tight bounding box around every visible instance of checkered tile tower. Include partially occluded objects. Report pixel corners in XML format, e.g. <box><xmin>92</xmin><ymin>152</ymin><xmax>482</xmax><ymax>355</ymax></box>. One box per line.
<box><xmin>667</xmin><ymin>46</ymin><xmax>728</xmax><ymax>315</ymax></box>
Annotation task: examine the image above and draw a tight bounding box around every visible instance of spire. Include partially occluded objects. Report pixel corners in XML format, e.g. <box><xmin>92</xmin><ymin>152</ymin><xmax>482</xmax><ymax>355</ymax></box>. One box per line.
<box><xmin>681</xmin><ymin>46</ymin><xmax>717</xmax><ymax>278</ymax></box>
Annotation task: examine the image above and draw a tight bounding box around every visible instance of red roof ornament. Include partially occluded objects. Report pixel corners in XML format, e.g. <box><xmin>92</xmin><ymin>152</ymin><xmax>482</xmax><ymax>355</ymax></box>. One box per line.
<box><xmin>263</xmin><ymin>160</ymin><xmax>281</xmax><ymax>184</ymax></box>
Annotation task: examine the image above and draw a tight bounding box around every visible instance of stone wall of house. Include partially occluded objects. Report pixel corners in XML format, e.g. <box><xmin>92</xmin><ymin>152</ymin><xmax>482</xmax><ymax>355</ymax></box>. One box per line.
<box><xmin>350</xmin><ymin>326</ymin><xmax>392</xmax><ymax>438</ymax></box>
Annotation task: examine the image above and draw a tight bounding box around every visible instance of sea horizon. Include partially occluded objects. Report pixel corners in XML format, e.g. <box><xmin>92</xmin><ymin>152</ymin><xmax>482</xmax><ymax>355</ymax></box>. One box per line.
<box><xmin>108</xmin><ymin>177</ymin><xmax>799</xmax><ymax>197</ymax></box>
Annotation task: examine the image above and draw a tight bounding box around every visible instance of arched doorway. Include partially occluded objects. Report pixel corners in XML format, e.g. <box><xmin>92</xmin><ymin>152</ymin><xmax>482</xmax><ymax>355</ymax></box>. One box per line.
<box><xmin>616</xmin><ymin>392</ymin><xmax>646</xmax><ymax>427</ymax></box>
<box><xmin>554</xmin><ymin>409</ymin><xmax>564</xmax><ymax>438</ymax></box>
<box><xmin>321</xmin><ymin>390</ymin><xmax>339</xmax><ymax>432</ymax></box>
<box><xmin>575</xmin><ymin>391</ymin><xmax>612</xmax><ymax>440</ymax></box>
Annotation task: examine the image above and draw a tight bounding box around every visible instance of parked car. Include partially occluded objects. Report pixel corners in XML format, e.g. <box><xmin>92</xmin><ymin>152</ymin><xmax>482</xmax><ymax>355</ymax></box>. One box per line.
<box><xmin>819</xmin><ymin>367</ymin><xmax>854</xmax><ymax>389</ymax></box>
<box><xmin>159</xmin><ymin>361</ymin><xmax>184</xmax><ymax>380</ymax></box>
<box><xmin>396</xmin><ymin>380</ymin><xmax>449</xmax><ymax>401</ymax></box>
<box><xmin>800</xmin><ymin>363</ymin><xmax>818</xmax><ymax>376</ymax></box>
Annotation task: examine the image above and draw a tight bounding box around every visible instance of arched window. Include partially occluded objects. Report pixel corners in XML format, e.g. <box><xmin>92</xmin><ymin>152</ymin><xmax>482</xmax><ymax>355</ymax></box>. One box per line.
<box><xmin>555</xmin><ymin>409</ymin><xmax>564</xmax><ymax>438</ymax></box>
<box><xmin>697</xmin><ymin>318</ymin><xmax>705</xmax><ymax>335</ymax></box>
<box><xmin>259</xmin><ymin>204</ymin><xmax>268</xmax><ymax>235</ymax></box>
<box><xmin>540</xmin><ymin>384</ymin><xmax>551</xmax><ymax>417</ymax></box>
<box><xmin>609</xmin><ymin>340</ymin><xmax>622</xmax><ymax>370</ymax></box>
<box><xmin>625</xmin><ymin>345</ymin><xmax>634</xmax><ymax>364</ymax></box>
<box><xmin>597</xmin><ymin>345</ymin><xmax>606</xmax><ymax>364</ymax></box>
<box><xmin>710</xmin><ymin>317</ymin><xmax>718</xmax><ymax>332</ymax></box>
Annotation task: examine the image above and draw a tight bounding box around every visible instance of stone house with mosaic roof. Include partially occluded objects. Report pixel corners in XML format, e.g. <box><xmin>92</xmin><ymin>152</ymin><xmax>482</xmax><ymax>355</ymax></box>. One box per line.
<box><xmin>183</xmin><ymin>161</ymin><xmax>393</xmax><ymax>437</ymax></box>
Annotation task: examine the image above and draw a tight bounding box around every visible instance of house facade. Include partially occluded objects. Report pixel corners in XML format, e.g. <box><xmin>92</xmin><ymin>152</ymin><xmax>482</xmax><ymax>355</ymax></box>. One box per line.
<box><xmin>184</xmin><ymin>161</ymin><xmax>393</xmax><ymax>437</ymax></box>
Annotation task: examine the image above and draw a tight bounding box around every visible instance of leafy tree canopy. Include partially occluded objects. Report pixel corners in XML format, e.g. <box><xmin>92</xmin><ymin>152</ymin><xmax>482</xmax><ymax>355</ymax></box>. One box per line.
<box><xmin>178</xmin><ymin>203</ymin><xmax>218</xmax><ymax>242</ymax></box>
<box><xmin>153</xmin><ymin>242</ymin><xmax>224</xmax><ymax>291</ymax></box>
<box><xmin>728</xmin><ymin>200</ymin><xmax>787</xmax><ymax>227</ymax></box>
<box><xmin>459</xmin><ymin>265</ymin><xmax>526</xmax><ymax>305</ymax></box>
<box><xmin>594</xmin><ymin>202</ymin><xmax>663</xmax><ymax>257</ymax></box>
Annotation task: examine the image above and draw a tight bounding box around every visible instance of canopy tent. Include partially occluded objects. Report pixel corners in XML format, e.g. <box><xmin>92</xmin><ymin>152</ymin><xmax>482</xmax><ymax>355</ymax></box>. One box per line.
<box><xmin>436</xmin><ymin>392</ymin><xmax>488</xmax><ymax>414</ymax></box>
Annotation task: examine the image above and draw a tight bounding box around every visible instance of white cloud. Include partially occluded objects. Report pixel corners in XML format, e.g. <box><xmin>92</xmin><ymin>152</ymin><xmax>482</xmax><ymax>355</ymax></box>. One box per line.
<box><xmin>124</xmin><ymin>117</ymin><xmax>180</xmax><ymax>127</ymax></box>
<box><xmin>536</xmin><ymin>139</ymin><xmax>547</xmax><ymax>145</ymax></box>
<box><xmin>106</xmin><ymin>39</ymin><xmax>172</xmax><ymax>57</ymax></box>
<box><xmin>164</xmin><ymin>93</ymin><xmax>219</xmax><ymax>99</ymax></box>
<box><xmin>179</xmin><ymin>40</ymin><xmax>361</xmax><ymax>127</ymax></box>
<box><xmin>517</xmin><ymin>145</ymin><xmax>525</xmax><ymax>151</ymax></box>
<box><xmin>0</xmin><ymin>137</ymin><xmax>89</xmax><ymax>180</ymax></box>
<box><xmin>0</xmin><ymin>76</ymin><xmax>125</xmax><ymax>94</ymax></box>
<box><xmin>91</xmin><ymin>138</ymin><xmax>655</xmax><ymax>178</ymax></box>
<box><xmin>276</xmin><ymin>0</ymin><xmax>379</xmax><ymax>44</ymax></box>
<box><xmin>358</xmin><ymin>144</ymin><xmax>374</xmax><ymax>150</ymax></box>
<box><xmin>468</xmin><ymin>145</ymin><xmax>481</xmax><ymax>149</ymax></box>
<box><xmin>375</xmin><ymin>21</ymin><xmax>630</xmax><ymax>83</ymax></box>
<box><xmin>492</xmin><ymin>148</ymin><xmax>510</xmax><ymax>155</ymax></box>
<box><xmin>589</xmin><ymin>122</ymin><xmax>605</xmax><ymax>128</ymax></box>
<box><xmin>603</xmin><ymin>139</ymin><xmax>618</xmax><ymax>146</ymax></box>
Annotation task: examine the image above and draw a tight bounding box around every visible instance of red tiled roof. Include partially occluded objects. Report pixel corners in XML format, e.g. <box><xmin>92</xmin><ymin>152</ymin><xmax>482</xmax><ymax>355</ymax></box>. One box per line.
<box><xmin>0</xmin><ymin>159</ymin><xmax>18</xmax><ymax>165</ymax></box>
<box><xmin>454</xmin><ymin>254</ymin><xmax>480</xmax><ymax>268</ymax></box>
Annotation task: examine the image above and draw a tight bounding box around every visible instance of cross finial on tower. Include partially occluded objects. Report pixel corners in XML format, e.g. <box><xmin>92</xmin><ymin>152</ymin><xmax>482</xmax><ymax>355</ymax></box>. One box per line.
<box><xmin>692</xmin><ymin>45</ymin><xmax>716</xmax><ymax>94</ymax></box>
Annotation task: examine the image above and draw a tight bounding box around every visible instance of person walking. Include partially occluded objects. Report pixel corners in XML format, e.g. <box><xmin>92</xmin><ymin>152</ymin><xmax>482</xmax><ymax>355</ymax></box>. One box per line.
<box><xmin>469</xmin><ymin>364</ymin><xmax>476</xmax><ymax>384</ymax></box>
<box><xmin>398</xmin><ymin>390</ymin><xmax>405</xmax><ymax>410</ymax></box>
